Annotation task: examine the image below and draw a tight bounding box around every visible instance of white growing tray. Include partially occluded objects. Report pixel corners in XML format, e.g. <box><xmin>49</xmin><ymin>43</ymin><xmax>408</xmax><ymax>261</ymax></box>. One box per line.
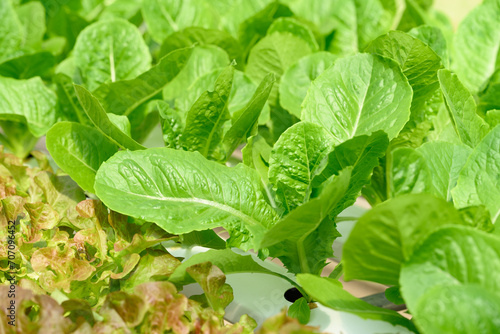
<box><xmin>168</xmin><ymin>244</ymin><xmax>413</xmax><ymax>334</ymax></box>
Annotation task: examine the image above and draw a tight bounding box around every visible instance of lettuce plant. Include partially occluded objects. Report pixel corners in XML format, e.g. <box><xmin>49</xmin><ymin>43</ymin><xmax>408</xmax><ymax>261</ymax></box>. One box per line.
<box><xmin>1</xmin><ymin>0</ymin><xmax>500</xmax><ymax>333</ymax></box>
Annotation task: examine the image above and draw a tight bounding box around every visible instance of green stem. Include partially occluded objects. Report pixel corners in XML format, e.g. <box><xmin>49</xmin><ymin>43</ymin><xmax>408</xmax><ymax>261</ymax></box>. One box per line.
<box><xmin>335</xmin><ymin>216</ymin><xmax>359</xmax><ymax>223</ymax></box>
<box><xmin>276</xmin><ymin>273</ymin><xmax>310</xmax><ymax>302</ymax></box>
<box><xmin>297</xmin><ymin>237</ymin><xmax>311</xmax><ymax>275</ymax></box>
<box><xmin>385</xmin><ymin>147</ymin><xmax>393</xmax><ymax>200</ymax></box>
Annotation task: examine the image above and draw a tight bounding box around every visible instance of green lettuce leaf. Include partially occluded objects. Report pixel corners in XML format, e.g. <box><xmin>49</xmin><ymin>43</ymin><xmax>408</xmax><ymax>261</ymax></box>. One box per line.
<box><xmin>416</xmin><ymin>141</ymin><xmax>472</xmax><ymax>200</ymax></box>
<box><xmin>267</xmin><ymin>17</ymin><xmax>319</xmax><ymax>52</ymax></box>
<box><xmin>93</xmin><ymin>47</ymin><xmax>193</xmax><ymax>118</ymax></box>
<box><xmin>180</xmin><ymin>66</ymin><xmax>233</xmax><ymax>160</ymax></box>
<box><xmin>261</xmin><ymin>169</ymin><xmax>351</xmax><ymax>275</ymax></box>
<box><xmin>94</xmin><ymin>148</ymin><xmax>279</xmax><ymax>250</ymax></box>
<box><xmin>301</xmin><ymin>53</ymin><xmax>412</xmax><ymax>145</ymax></box>
<box><xmin>343</xmin><ymin>194</ymin><xmax>464</xmax><ymax>285</ymax></box>
<box><xmin>159</xmin><ymin>27</ymin><xmax>244</xmax><ymax>68</ymax></box>
<box><xmin>73</xmin><ymin>18</ymin><xmax>151</xmax><ymax>91</ymax></box>
<box><xmin>268</xmin><ymin>122</ymin><xmax>335</xmax><ymax>213</ymax></box>
<box><xmin>486</xmin><ymin>109</ymin><xmax>500</xmax><ymax>128</ymax></box>
<box><xmin>367</xmin><ymin>30</ymin><xmax>443</xmax><ymax>129</ymax></box>
<box><xmin>53</xmin><ymin>73</ymin><xmax>90</xmax><ymax>125</ymax></box>
<box><xmin>142</xmin><ymin>0</ymin><xmax>271</xmax><ymax>42</ymax></box>
<box><xmin>389</xmin><ymin>147</ymin><xmax>435</xmax><ymax>197</ymax></box>
<box><xmin>311</xmin><ymin>131</ymin><xmax>389</xmax><ymax>217</ymax></box>
<box><xmin>246</xmin><ymin>31</ymin><xmax>313</xmax><ymax>105</ymax></box>
<box><xmin>297</xmin><ymin>274</ymin><xmax>417</xmax><ymax>332</ymax></box>
<box><xmin>400</xmin><ymin>226</ymin><xmax>500</xmax><ymax>332</ymax></box>
<box><xmin>279</xmin><ymin>52</ymin><xmax>336</xmax><ymax>118</ymax></box>
<box><xmin>222</xmin><ymin>73</ymin><xmax>275</xmax><ymax>158</ymax></box>
<box><xmin>408</xmin><ymin>25</ymin><xmax>449</xmax><ymax>67</ymax></box>
<box><xmin>0</xmin><ymin>52</ymin><xmax>56</xmax><ymax>80</ymax></box>
<box><xmin>46</xmin><ymin>122</ymin><xmax>119</xmax><ymax>194</ymax></box>
<box><xmin>163</xmin><ymin>45</ymin><xmax>229</xmax><ymax>104</ymax></box>
<box><xmin>288</xmin><ymin>297</ymin><xmax>310</xmax><ymax>325</ymax></box>
<box><xmin>452</xmin><ymin>125</ymin><xmax>500</xmax><ymax>224</ymax></box>
<box><xmin>452</xmin><ymin>0</ymin><xmax>500</xmax><ymax>93</ymax></box>
<box><xmin>0</xmin><ymin>76</ymin><xmax>58</xmax><ymax>137</ymax></box>
<box><xmin>168</xmin><ymin>248</ymin><xmax>286</xmax><ymax>286</ymax></box>
<box><xmin>438</xmin><ymin>69</ymin><xmax>489</xmax><ymax>148</ymax></box>
<box><xmin>413</xmin><ymin>285</ymin><xmax>500</xmax><ymax>334</ymax></box>
<box><xmin>0</xmin><ymin>0</ymin><xmax>23</xmax><ymax>63</ymax></box>
<box><xmin>74</xmin><ymin>85</ymin><xmax>145</xmax><ymax>150</ymax></box>
<box><xmin>15</xmin><ymin>1</ymin><xmax>46</xmax><ymax>50</ymax></box>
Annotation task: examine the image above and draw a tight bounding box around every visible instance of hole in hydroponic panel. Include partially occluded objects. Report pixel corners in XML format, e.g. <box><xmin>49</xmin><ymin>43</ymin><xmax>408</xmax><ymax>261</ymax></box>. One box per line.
<box><xmin>284</xmin><ymin>287</ymin><xmax>303</xmax><ymax>303</ymax></box>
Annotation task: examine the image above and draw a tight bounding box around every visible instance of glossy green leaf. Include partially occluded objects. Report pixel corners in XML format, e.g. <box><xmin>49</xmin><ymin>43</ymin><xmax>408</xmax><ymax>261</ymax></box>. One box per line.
<box><xmin>163</xmin><ymin>46</ymin><xmax>229</xmax><ymax>103</ymax></box>
<box><xmin>237</xmin><ymin>2</ymin><xmax>294</xmax><ymax>57</ymax></box>
<box><xmin>107</xmin><ymin>114</ymin><xmax>131</xmax><ymax>137</ymax></box>
<box><xmin>262</xmin><ymin>169</ymin><xmax>350</xmax><ymax>274</ymax></box>
<box><xmin>288</xmin><ymin>297</ymin><xmax>310</xmax><ymax>325</ymax></box>
<box><xmin>389</xmin><ymin>147</ymin><xmax>434</xmax><ymax>197</ymax></box>
<box><xmin>478</xmin><ymin>83</ymin><xmax>500</xmax><ymax>116</ymax></box>
<box><xmin>413</xmin><ymin>285</ymin><xmax>500</xmax><ymax>334</ymax></box>
<box><xmin>93</xmin><ymin>47</ymin><xmax>193</xmax><ymax>117</ymax></box>
<box><xmin>223</xmin><ymin>73</ymin><xmax>275</xmax><ymax>158</ymax></box>
<box><xmin>452</xmin><ymin>0</ymin><xmax>500</xmax><ymax>92</ymax></box>
<box><xmin>283</xmin><ymin>0</ymin><xmax>395</xmax><ymax>49</ymax></box>
<box><xmin>0</xmin><ymin>0</ymin><xmax>23</xmax><ymax>63</ymax></box>
<box><xmin>396</xmin><ymin>0</ymin><xmax>431</xmax><ymax>32</ymax></box>
<box><xmin>452</xmin><ymin>125</ymin><xmax>500</xmax><ymax>224</ymax></box>
<box><xmin>180</xmin><ymin>66</ymin><xmax>233</xmax><ymax>160</ymax></box>
<box><xmin>311</xmin><ymin>131</ymin><xmax>389</xmax><ymax>217</ymax></box>
<box><xmin>343</xmin><ymin>194</ymin><xmax>464</xmax><ymax>285</ymax></box>
<box><xmin>16</xmin><ymin>1</ymin><xmax>46</xmax><ymax>50</ymax></box>
<box><xmin>94</xmin><ymin>148</ymin><xmax>279</xmax><ymax>250</ymax></box>
<box><xmin>126</xmin><ymin>100</ymin><xmax>161</xmax><ymax>143</ymax></box>
<box><xmin>267</xmin><ymin>17</ymin><xmax>319</xmax><ymax>52</ymax></box>
<box><xmin>0</xmin><ymin>52</ymin><xmax>56</xmax><ymax>79</ymax></box>
<box><xmin>99</xmin><ymin>0</ymin><xmax>144</xmax><ymax>21</ymax></box>
<box><xmin>429</xmin><ymin>103</ymin><xmax>462</xmax><ymax>144</ymax></box>
<box><xmin>268</xmin><ymin>122</ymin><xmax>335</xmax><ymax>212</ymax></box>
<box><xmin>73</xmin><ymin>18</ymin><xmax>151</xmax><ymax>90</ymax></box>
<box><xmin>367</xmin><ymin>30</ymin><xmax>443</xmax><ymax>128</ymax></box>
<box><xmin>46</xmin><ymin>122</ymin><xmax>119</xmax><ymax>194</ymax></box>
<box><xmin>297</xmin><ymin>274</ymin><xmax>417</xmax><ymax>332</ymax></box>
<box><xmin>173</xmin><ymin>68</ymin><xmax>257</xmax><ymax>117</ymax></box>
<box><xmin>438</xmin><ymin>69</ymin><xmax>490</xmax><ymax>148</ymax></box>
<box><xmin>458</xmin><ymin>205</ymin><xmax>494</xmax><ymax>232</ymax></box>
<box><xmin>390</xmin><ymin>140</ymin><xmax>473</xmax><ymax>200</ymax></box>
<box><xmin>158</xmin><ymin>100</ymin><xmax>183</xmax><ymax>148</ymax></box>
<box><xmin>168</xmin><ymin>248</ymin><xmax>283</xmax><ymax>285</ymax></box>
<box><xmin>74</xmin><ymin>85</ymin><xmax>145</xmax><ymax>150</ymax></box>
<box><xmin>302</xmin><ymin>54</ymin><xmax>412</xmax><ymax>145</ymax></box>
<box><xmin>142</xmin><ymin>0</ymin><xmax>271</xmax><ymax>43</ymax></box>
<box><xmin>279</xmin><ymin>52</ymin><xmax>336</xmax><ymax>118</ymax></box>
<box><xmin>486</xmin><ymin>109</ymin><xmax>500</xmax><ymax>128</ymax></box>
<box><xmin>0</xmin><ymin>120</ymin><xmax>38</xmax><ymax>158</ymax></box>
<box><xmin>242</xmin><ymin>134</ymin><xmax>272</xmax><ymax>186</ymax></box>
<box><xmin>400</xmin><ymin>226</ymin><xmax>500</xmax><ymax>313</ymax></box>
<box><xmin>416</xmin><ymin>141</ymin><xmax>472</xmax><ymax>201</ymax></box>
<box><xmin>0</xmin><ymin>76</ymin><xmax>58</xmax><ymax>137</ymax></box>
<box><xmin>246</xmin><ymin>31</ymin><xmax>313</xmax><ymax>104</ymax></box>
<box><xmin>179</xmin><ymin>230</ymin><xmax>226</xmax><ymax>249</ymax></box>
<box><xmin>326</xmin><ymin>0</ymin><xmax>396</xmax><ymax>56</ymax></box>
<box><xmin>53</xmin><ymin>73</ymin><xmax>90</xmax><ymax>125</ymax></box>
<box><xmin>408</xmin><ymin>25</ymin><xmax>449</xmax><ymax>67</ymax></box>
<box><xmin>279</xmin><ymin>0</ymin><xmax>341</xmax><ymax>35</ymax></box>
<box><xmin>159</xmin><ymin>27</ymin><xmax>244</xmax><ymax>68</ymax></box>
